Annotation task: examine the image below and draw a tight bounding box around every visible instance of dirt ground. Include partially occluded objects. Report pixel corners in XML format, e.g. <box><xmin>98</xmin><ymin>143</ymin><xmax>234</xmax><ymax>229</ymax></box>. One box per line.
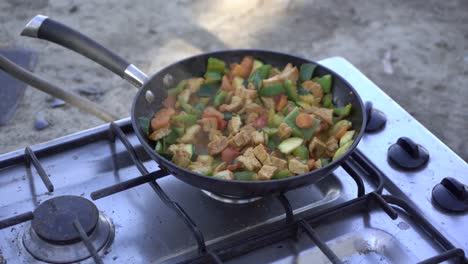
<box><xmin>0</xmin><ymin>0</ymin><xmax>467</xmax><ymax>161</ymax></box>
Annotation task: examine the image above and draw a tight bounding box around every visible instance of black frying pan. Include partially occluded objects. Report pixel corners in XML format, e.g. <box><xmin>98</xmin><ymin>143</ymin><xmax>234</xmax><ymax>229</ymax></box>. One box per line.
<box><xmin>19</xmin><ymin>15</ymin><xmax>366</xmax><ymax>198</ymax></box>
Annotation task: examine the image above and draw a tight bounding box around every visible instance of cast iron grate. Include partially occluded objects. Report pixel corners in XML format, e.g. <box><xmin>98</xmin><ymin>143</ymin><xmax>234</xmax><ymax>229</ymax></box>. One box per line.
<box><xmin>0</xmin><ymin>119</ymin><xmax>466</xmax><ymax>264</ymax></box>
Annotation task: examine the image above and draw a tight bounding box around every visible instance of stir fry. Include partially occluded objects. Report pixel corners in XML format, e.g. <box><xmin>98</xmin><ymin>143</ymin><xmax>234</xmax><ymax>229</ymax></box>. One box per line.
<box><xmin>140</xmin><ymin>56</ymin><xmax>355</xmax><ymax>181</ymax></box>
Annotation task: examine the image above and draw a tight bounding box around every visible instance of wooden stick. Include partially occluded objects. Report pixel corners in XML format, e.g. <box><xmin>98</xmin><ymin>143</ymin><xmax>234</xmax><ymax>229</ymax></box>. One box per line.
<box><xmin>0</xmin><ymin>54</ymin><xmax>117</xmax><ymax>122</ymax></box>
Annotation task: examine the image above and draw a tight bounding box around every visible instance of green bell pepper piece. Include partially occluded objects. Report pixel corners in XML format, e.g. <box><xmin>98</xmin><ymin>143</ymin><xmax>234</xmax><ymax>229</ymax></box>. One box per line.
<box><xmin>284</xmin><ymin>107</ymin><xmax>320</xmax><ymax>140</ymax></box>
<box><xmin>284</xmin><ymin>80</ymin><xmax>298</xmax><ymax>102</ymax></box>
<box><xmin>320</xmin><ymin>158</ymin><xmax>329</xmax><ymax>167</ymax></box>
<box><xmin>197</xmin><ymin>83</ymin><xmax>219</xmax><ymax>97</ymax></box>
<box><xmin>260</xmin><ymin>83</ymin><xmax>284</xmax><ymax>97</ymax></box>
<box><xmin>173</xmin><ymin>127</ymin><xmax>185</xmax><ymax>136</ymax></box>
<box><xmin>214</xmin><ymin>91</ymin><xmax>228</xmax><ymax>106</ymax></box>
<box><xmin>139</xmin><ymin>117</ymin><xmax>150</xmax><ymax>136</ymax></box>
<box><xmin>251</xmin><ymin>60</ymin><xmax>264</xmax><ymax>74</ymax></box>
<box><xmin>262</xmin><ymin>127</ymin><xmax>278</xmax><ymax>135</ymax></box>
<box><xmin>234</xmin><ymin>171</ymin><xmax>257</xmax><ymax>181</ymax></box>
<box><xmin>206</xmin><ymin>57</ymin><xmax>226</xmax><ymax>74</ymax></box>
<box><xmin>267</xmin><ymin>134</ymin><xmax>281</xmax><ymax>150</ymax></box>
<box><xmin>204</xmin><ymin>71</ymin><xmax>222</xmax><ymax>83</ymax></box>
<box><xmin>333</xmin><ymin>103</ymin><xmax>352</xmax><ymax>118</ymax></box>
<box><xmin>293</xmin><ymin>145</ymin><xmax>309</xmax><ymax>161</ymax></box>
<box><xmin>155</xmin><ymin>141</ymin><xmax>164</xmax><ymax>153</ymax></box>
<box><xmin>249</xmin><ymin>65</ymin><xmax>271</xmax><ymax>89</ymax></box>
<box><xmin>167</xmin><ymin>80</ymin><xmax>187</xmax><ymax>96</ymax></box>
<box><xmin>164</xmin><ymin>130</ymin><xmax>179</xmax><ymax>145</ymax></box>
<box><xmin>333</xmin><ymin>140</ymin><xmax>354</xmax><ymax>161</ymax></box>
<box><xmin>272</xmin><ymin>169</ymin><xmax>292</xmax><ymax>179</ymax></box>
<box><xmin>301</xmin><ymin>119</ymin><xmax>320</xmax><ymax>141</ymax></box>
<box><xmin>322</xmin><ymin>93</ymin><xmax>333</xmax><ymax>108</ymax></box>
<box><xmin>316</xmin><ymin>74</ymin><xmax>332</xmax><ymax>93</ymax></box>
<box><xmin>172</xmin><ymin>114</ymin><xmax>198</xmax><ymax>125</ymax></box>
<box><xmin>178</xmin><ymin>97</ymin><xmax>193</xmax><ymax>113</ymax></box>
<box><xmin>299</xmin><ymin>63</ymin><xmax>316</xmax><ymax>83</ymax></box>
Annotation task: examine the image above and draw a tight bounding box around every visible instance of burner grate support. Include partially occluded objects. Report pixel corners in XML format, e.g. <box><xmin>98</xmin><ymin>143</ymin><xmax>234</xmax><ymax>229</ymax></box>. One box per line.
<box><xmin>72</xmin><ymin>219</ymin><xmax>104</xmax><ymax>264</ymax></box>
<box><xmin>106</xmin><ymin>122</ymin><xmax>215</xmax><ymax>257</ymax></box>
<box><xmin>24</xmin><ymin>146</ymin><xmax>54</xmax><ymax>192</ymax></box>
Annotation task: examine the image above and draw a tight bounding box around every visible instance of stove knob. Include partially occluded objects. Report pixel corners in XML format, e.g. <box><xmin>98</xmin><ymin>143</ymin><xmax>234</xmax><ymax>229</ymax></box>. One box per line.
<box><xmin>387</xmin><ymin>137</ymin><xmax>429</xmax><ymax>170</ymax></box>
<box><xmin>432</xmin><ymin>177</ymin><xmax>468</xmax><ymax>212</ymax></box>
<box><xmin>365</xmin><ymin>102</ymin><xmax>387</xmax><ymax>132</ymax></box>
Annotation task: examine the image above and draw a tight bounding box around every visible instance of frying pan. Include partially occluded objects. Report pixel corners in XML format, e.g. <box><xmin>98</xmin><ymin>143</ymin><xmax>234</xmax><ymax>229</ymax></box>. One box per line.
<box><xmin>16</xmin><ymin>15</ymin><xmax>366</xmax><ymax>198</ymax></box>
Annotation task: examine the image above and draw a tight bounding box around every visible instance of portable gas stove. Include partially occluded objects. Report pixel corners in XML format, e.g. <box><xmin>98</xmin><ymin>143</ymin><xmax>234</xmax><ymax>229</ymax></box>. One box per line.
<box><xmin>0</xmin><ymin>57</ymin><xmax>466</xmax><ymax>264</ymax></box>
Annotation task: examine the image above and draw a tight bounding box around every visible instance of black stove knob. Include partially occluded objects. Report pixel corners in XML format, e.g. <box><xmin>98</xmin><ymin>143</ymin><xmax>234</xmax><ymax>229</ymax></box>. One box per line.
<box><xmin>387</xmin><ymin>137</ymin><xmax>429</xmax><ymax>170</ymax></box>
<box><xmin>365</xmin><ymin>102</ymin><xmax>387</xmax><ymax>132</ymax></box>
<box><xmin>432</xmin><ymin>177</ymin><xmax>468</xmax><ymax>212</ymax></box>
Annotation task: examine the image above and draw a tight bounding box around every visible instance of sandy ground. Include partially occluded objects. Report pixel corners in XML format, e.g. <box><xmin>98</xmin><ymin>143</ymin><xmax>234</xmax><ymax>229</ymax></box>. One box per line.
<box><xmin>0</xmin><ymin>0</ymin><xmax>467</xmax><ymax>161</ymax></box>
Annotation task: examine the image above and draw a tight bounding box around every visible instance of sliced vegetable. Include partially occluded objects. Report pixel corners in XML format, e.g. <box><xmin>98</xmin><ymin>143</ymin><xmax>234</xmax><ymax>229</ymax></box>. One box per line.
<box><xmin>182</xmin><ymin>144</ymin><xmax>196</xmax><ymax>160</ymax></box>
<box><xmin>139</xmin><ymin>117</ymin><xmax>150</xmax><ymax>135</ymax></box>
<box><xmin>197</xmin><ymin>83</ymin><xmax>219</xmax><ymax>97</ymax></box>
<box><xmin>295</xmin><ymin>113</ymin><xmax>314</xmax><ymax>128</ymax></box>
<box><xmin>199</xmin><ymin>97</ymin><xmax>211</xmax><ymax>105</ymax></box>
<box><xmin>272</xmin><ymin>169</ymin><xmax>292</xmax><ymax>179</ymax></box>
<box><xmin>331</xmin><ymin>120</ymin><xmax>352</xmax><ymax>139</ymax></box>
<box><xmin>172</xmin><ymin>114</ymin><xmax>198</xmax><ymax>126</ymax></box>
<box><xmin>278</xmin><ymin>137</ymin><xmax>304</xmax><ymax>154</ymax></box>
<box><xmin>267</xmin><ymin>134</ymin><xmax>281</xmax><ymax>150</ymax></box>
<box><xmin>173</xmin><ymin>127</ymin><xmax>185</xmax><ymax>136</ymax></box>
<box><xmin>277</xmin><ymin>94</ymin><xmax>288</xmax><ymax>112</ymax></box>
<box><xmin>164</xmin><ymin>130</ymin><xmax>179</xmax><ymax>145</ymax></box>
<box><xmin>251</xmin><ymin>60</ymin><xmax>264</xmax><ymax>75</ymax></box>
<box><xmin>234</xmin><ymin>171</ymin><xmax>257</xmax><ymax>181</ymax></box>
<box><xmin>299</xmin><ymin>63</ymin><xmax>316</xmax><ymax>83</ymax></box>
<box><xmin>260</xmin><ymin>83</ymin><xmax>284</xmax><ymax>97</ymax></box>
<box><xmin>284</xmin><ymin>80</ymin><xmax>298</xmax><ymax>102</ymax></box>
<box><xmin>293</xmin><ymin>145</ymin><xmax>309</xmax><ymax>160</ymax></box>
<box><xmin>333</xmin><ymin>103</ymin><xmax>352</xmax><ymax>118</ymax></box>
<box><xmin>301</xmin><ymin>119</ymin><xmax>321</xmax><ymax>140</ymax></box>
<box><xmin>332</xmin><ymin>140</ymin><xmax>354</xmax><ymax>161</ymax></box>
<box><xmin>232</xmin><ymin>77</ymin><xmax>244</xmax><ymax>89</ymax></box>
<box><xmin>167</xmin><ymin>80</ymin><xmax>187</xmax><ymax>96</ymax></box>
<box><xmin>204</xmin><ymin>71</ymin><xmax>222</xmax><ymax>83</ymax></box>
<box><xmin>322</xmin><ymin>93</ymin><xmax>333</xmax><ymax>108</ymax></box>
<box><xmin>339</xmin><ymin>130</ymin><xmax>355</xmax><ymax>146</ymax></box>
<box><xmin>262</xmin><ymin>127</ymin><xmax>278</xmax><ymax>135</ymax></box>
<box><xmin>206</xmin><ymin>57</ymin><xmax>226</xmax><ymax>74</ymax></box>
<box><xmin>213</xmin><ymin>91</ymin><xmax>228</xmax><ymax>106</ymax></box>
<box><xmin>178</xmin><ymin>97</ymin><xmax>193</xmax><ymax>113</ymax></box>
<box><xmin>155</xmin><ymin>141</ymin><xmax>164</xmax><ymax>153</ymax></box>
<box><xmin>221</xmin><ymin>146</ymin><xmax>241</xmax><ymax>164</ymax></box>
<box><xmin>249</xmin><ymin>65</ymin><xmax>272</xmax><ymax>89</ymax></box>
<box><xmin>316</xmin><ymin>74</ymin><xmax>332</xmax><ymax>93</ymax></box>
<box><xmin>282</xmin><ymin>107</ymin><xmax>320</xmax><ymax>140</ymax></box>
<box><xmin>320</xmin><ymin>158</ymin><xmax>329</xmax><ymax>167</ymax></box>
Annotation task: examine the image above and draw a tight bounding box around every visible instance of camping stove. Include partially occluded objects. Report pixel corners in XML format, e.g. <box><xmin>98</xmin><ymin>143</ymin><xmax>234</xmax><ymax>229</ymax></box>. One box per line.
<box><xmin>0</xmin><ymin>57</ymin><xmax>466</xmax><ymax>264</ymax></box>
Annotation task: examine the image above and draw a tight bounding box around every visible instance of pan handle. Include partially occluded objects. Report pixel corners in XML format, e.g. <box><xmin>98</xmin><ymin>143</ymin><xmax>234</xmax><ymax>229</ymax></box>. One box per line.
<box><xmin>21</xmin><ymin>15</ymin><xmax>148</xmax><ymax>88</ymax></box>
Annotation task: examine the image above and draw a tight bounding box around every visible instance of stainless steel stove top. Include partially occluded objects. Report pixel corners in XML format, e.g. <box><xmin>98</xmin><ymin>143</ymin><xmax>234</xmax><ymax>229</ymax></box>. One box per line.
<box><xmin>0</xmin><ymin>57</ymin><xmax>466</xmax><ymax>264</ymax></box>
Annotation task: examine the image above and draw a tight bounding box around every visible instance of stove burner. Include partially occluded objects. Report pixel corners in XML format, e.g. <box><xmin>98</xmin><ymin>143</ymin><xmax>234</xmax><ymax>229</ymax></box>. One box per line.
<box><xmin>202</xmin><ymin>190</ymin><xmax>262</xmax><ymax>204</ymax></box>
<box><xmin>23</xmin><ymin>196</ymin><xmax>114</xmax><ymax>264</ymax></box>
<box><xmin>32</xmin><ymin>196</ymin><xmax>99</xmax><ymax>244</ymax></box>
